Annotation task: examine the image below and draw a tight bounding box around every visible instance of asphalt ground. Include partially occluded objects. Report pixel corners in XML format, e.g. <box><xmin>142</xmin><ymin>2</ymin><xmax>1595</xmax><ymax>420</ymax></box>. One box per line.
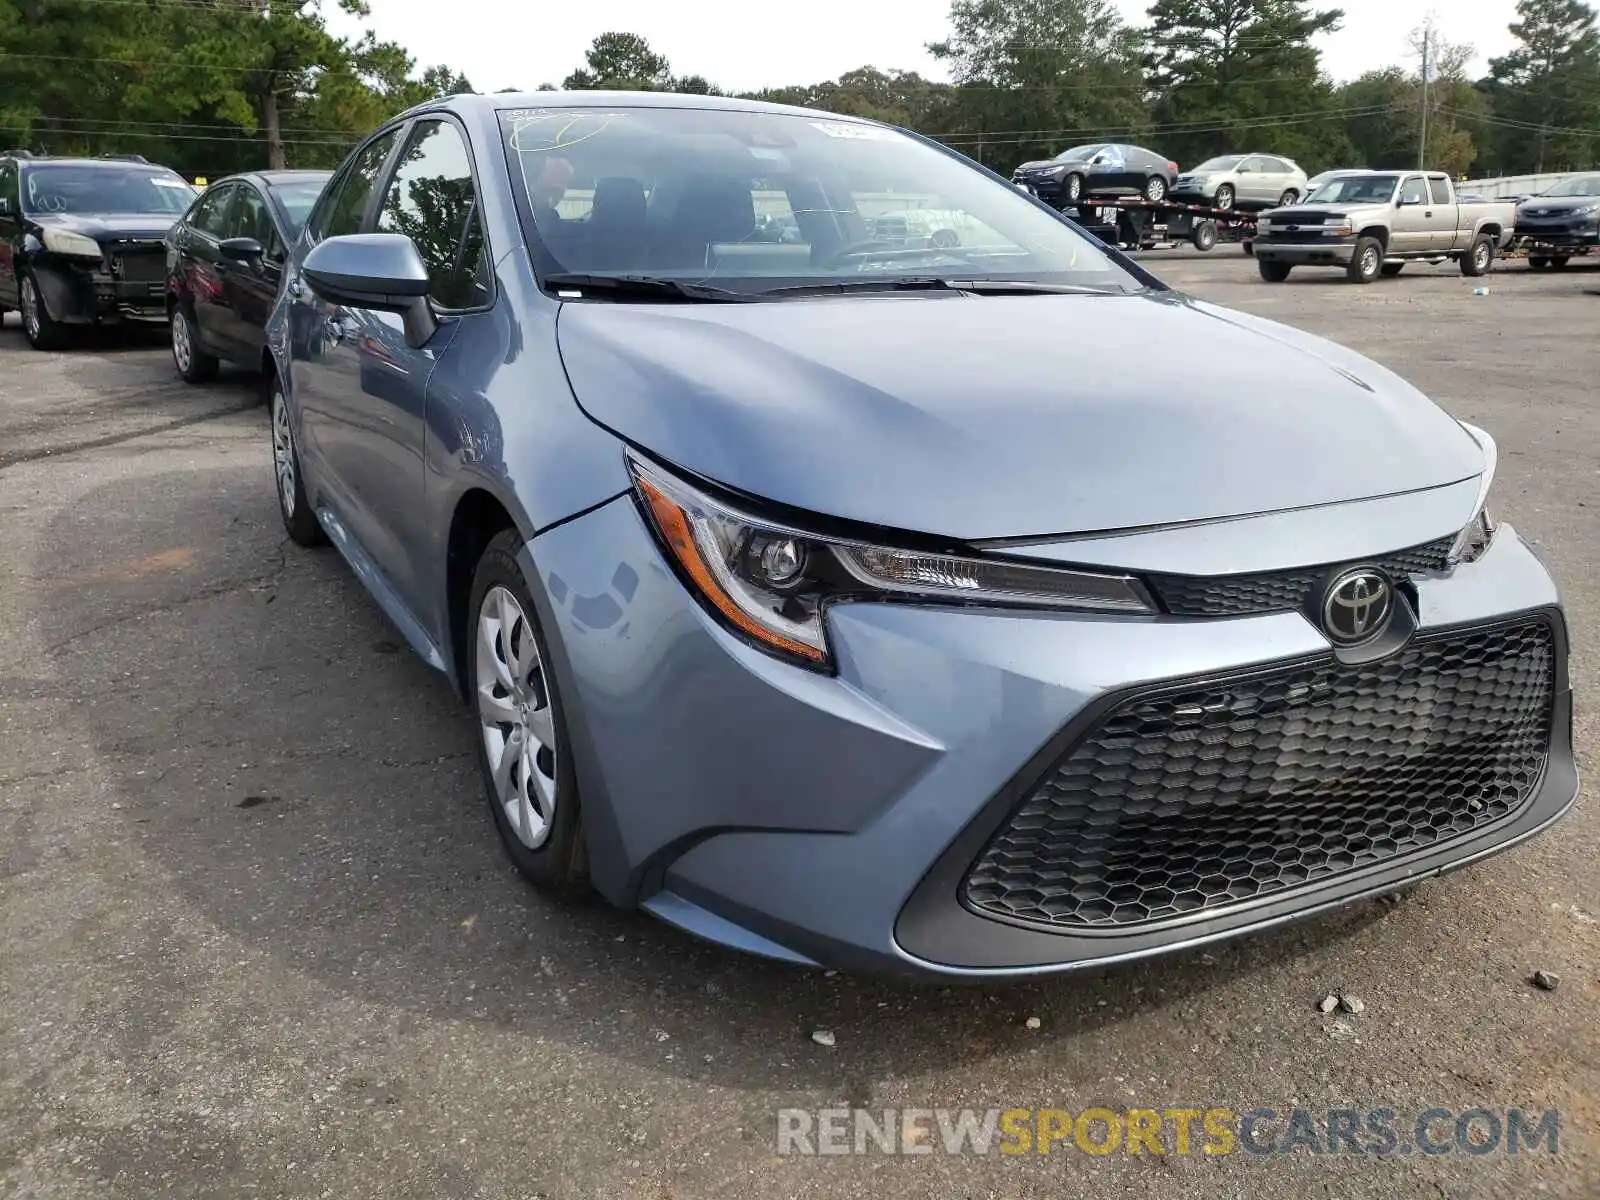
<box><xmin>1</xmin><ymin>251</ymin><xmax>1596</xmax><ymax>1199</ymax></box>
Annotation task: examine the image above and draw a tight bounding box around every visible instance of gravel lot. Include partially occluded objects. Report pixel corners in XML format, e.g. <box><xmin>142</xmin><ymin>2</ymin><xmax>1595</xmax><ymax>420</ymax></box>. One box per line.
<box><xmin>1</xmin><ymin>253</ymin><xmax>1596</xmax><ymax>1199</ymax></box>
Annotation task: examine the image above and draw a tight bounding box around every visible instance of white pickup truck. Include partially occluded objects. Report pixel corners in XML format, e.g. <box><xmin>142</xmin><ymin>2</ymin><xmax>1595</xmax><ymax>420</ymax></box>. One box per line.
<box><xmin>1252</xmin><ymin>171</ymin><xmax>1517</xmax><ymax>283</ymax></box>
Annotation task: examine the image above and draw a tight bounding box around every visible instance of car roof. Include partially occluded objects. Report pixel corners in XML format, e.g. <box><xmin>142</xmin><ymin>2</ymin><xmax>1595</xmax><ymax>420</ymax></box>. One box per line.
<box><xmin>205</xmin><ymin>169</ymin><xmax>331</xmax><ymax>190</ymax></box>
<box><xmin>396</xmin><ymin>88</ymin><xmax>889</xmax><ymax>126</ymax></box>
<box><xmin>12</xmin><ymin>156</ymin><xmax>180</xmax><ymax>170</ymax></box>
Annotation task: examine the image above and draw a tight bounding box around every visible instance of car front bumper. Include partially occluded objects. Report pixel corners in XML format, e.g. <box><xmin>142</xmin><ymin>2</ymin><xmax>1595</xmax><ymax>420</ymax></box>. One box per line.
<box><xmin>1254</xmin><ymin>237</ymin><xmax>1359</xmax><ymax>265</ymax></box>
<box><xmin>31</xmin><ymin>254</ymin><xmax>169</xmax><ymax>325</ymax></box>
<box><xmin>1515</xmin><ymin>220</ymin><xmax>1600</xmax><ymax>248</ymax></box>
<box><xmin>526</xmin><ymin>494</ymin><xmax>1576</xmax><ymax>978</ymax></box>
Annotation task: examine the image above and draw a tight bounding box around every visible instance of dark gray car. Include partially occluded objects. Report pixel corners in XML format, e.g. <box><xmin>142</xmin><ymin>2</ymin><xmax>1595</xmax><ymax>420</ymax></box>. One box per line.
<box><xmin>263</xmin><ymin>93</ymin><xmax>1576</xmax><ymax>978</ymax></box>
<box><xmin>1012</xmin><ymin>143</ymin><xmax>1179</xmax><ymax>206</ymax></box>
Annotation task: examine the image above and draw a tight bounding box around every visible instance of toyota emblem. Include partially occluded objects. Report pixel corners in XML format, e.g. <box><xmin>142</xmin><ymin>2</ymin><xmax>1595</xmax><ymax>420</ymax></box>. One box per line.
<box><xmin>1322</xmin><ymin>569</ymin><xmax>1394</xmax><ymax>645</ymax></box>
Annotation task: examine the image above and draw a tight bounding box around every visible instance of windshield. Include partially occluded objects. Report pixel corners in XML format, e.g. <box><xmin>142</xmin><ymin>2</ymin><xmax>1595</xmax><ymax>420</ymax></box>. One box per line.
<box><xmin>1054</xmin><ymin>143</ymin><xmax>1107</xmax><ymax>162</ymax></box>
<box><xmin>270</xmin><ymin>179</ymin><xmax>330</xmax><ymax>233</ymax></box>
<box><xmin>1539</xmin><ymin>174</ymin><xmax>1600</xmax><ymax>197</ymax></box>
<box><xmin>1305</xmin><ymin>173</ymin><xmax>1400</xmax><ymax>204</ymax></box>
<box><xmin>500</xmin><ymin>107</ymin><xmax>1141</xmax><ymax>297</ymax></box>
<box><xmin>1194</xmin><ymin>156</ymin><xmax>1244</xmax><ymax>172</ymax></box>
<box><xmin>21</xmin><ymin>166</ymin><xmax>195</xmax><ymax>215</ymax></box>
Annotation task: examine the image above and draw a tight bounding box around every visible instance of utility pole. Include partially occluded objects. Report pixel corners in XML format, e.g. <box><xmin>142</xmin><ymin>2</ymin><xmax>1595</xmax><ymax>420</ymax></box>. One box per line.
<box><xmin>1418</xmin><ymin>22</ymin><xmax>1430</xmax><ymax>170</ymax></box>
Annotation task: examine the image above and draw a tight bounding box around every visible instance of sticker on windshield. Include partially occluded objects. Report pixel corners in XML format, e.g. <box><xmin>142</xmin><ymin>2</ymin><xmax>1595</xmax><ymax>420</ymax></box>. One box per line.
<box><xmin>810</xmin><ymin>121</ymin><xmax>897</xmax><ymax>141</ymax></box>
<box><xmin>507</xmin><ymin>110</ymin><xmax>627</xmax><ymax>153</ymax></box>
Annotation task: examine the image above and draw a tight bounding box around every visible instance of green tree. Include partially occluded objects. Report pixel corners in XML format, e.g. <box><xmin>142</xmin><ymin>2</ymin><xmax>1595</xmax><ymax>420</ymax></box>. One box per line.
<box><xmin>928</xmin><ymin>0</ymin><xmax>1148</xmax><ymax>172</ymax></box>
<box><xmin>1143</xmin><ymin>0</ymin><xmax>1343</xmax><ymax>166</ymax></box>
<box><xmin>744</xmin><ymin>67</ymin><xmax>953</xmax><ymax>129</ymax></box>
<box><xmin>562</xmin><ymin>32</ymin><xmax>672</xmax><ymax>90</ymax></box>
<box><xmin>1335</xmin><ymin>30</ymin><xmax>1483</xmax><ymax>176</ymax></box>
<box><xmin>1482</xmin><ymin>0</ymin><xmax>1600</xmax><ymax>171</ymax></box>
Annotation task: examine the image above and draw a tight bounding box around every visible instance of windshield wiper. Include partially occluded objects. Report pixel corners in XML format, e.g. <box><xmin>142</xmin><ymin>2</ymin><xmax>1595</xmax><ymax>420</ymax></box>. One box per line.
<box><xmin>541</xmin><ymin>273</ymin><xmax>755</xmax><ymax>302</ymax></box>
<box><xmin>759</xmin><ymin>277</ymin><xmax>1126</xmax><ymax>299</ymax></box>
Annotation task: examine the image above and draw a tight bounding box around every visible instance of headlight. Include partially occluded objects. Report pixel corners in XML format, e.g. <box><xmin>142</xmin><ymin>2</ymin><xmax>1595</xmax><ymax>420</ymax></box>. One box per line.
<box><xmin>1324</xmin><ymin>222</ymin><xmax>1355</xmax><ymax>237</ymax></box>
<box><xmin>628</xmin><ymin>453</ymin><xmax>1154</xmax><ymax>670</ymax></box>
<box><xmin>1569</xmin><ymin>202</ymin><xmax>1600</xmax><ymax>216</ymax></box>
<box><xmin>41</xmin><ymin>228</ymin><xmax>104</xmax><ymax>259</ymax></box>
<box><xmin>1449</xmin><ymin>421</ymin><xmax>1497</xmax><ymax>565</ymax></box>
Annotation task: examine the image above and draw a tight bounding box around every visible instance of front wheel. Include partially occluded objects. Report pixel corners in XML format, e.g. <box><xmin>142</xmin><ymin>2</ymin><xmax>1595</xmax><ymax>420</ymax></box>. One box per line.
<box><xmin>1213</xmin><ymin>183</ymin><xmax>1235</xmax><ymax>210</ymax></box>
<box><xmin>1191</xmin><ymin>220</ymin><xmax>1218</xmax><ymax>252</ymax></box>
<box><xmin>19</xmin><ymin>273</ymin><xmax>69</xmax><ymax>350</ymax></box>
<box><xmin>271</xmin><ymin>377</ymin><xmax>326</xmax><ymax>547</ymax></box>
<box><xmin>1258</xmin><ymin>259</ymin><xmax>1292</xmax><ymax>282</ymax></box>
<box><xmin>1459</xmin><ymin>234</ymin><xmax>1495</xmax><ymax>277</ymax></box>
<box><xmin>1143</xmin><ymin>175</ymin><xmax>1168</xmax><ymax>202</ymax></box>
<box><xmin>468</xmin><ymin>530</ymin><xmax>587</xmax><ymax>894</ymax></box>
<box><xmin>1279</xmin><ymin>189</ymin><xmax>1300</xmax><ymax>205</ymax></box>
<box><xmin>1529</xmin><ymin>256</ymin><xmax>1550</xmax><ymax>270</ymax></box>
<box><xmin>1347</xmin><ymin>237</ymin><xmax>1384</xmax><ymax>283</ymax></box>
<box><xmin>1064</xmin><ymin>173</ymin><xmax>1084</xmax><ymax>203</ymax></box>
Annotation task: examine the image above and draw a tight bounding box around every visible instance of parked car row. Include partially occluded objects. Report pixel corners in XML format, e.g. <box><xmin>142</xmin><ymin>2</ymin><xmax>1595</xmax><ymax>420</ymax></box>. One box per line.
<box><xmin>1011</xmin><ymin>143</ymin><xmax>1309</xmax><ymax>212</ymax></box>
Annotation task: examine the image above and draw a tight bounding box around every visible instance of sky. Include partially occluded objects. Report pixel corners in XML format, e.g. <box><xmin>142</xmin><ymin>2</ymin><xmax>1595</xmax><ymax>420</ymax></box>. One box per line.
<box><xmin>327</xmin><ymin>0</ymin><xmax>1523</xmax><ymax>95</ymax></box>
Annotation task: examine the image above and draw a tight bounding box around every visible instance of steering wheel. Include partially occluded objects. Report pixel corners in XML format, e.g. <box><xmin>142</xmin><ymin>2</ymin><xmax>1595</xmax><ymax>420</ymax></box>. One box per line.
<box><xmin>36</xmin><ymin>194</ymin><xmax>68</xmax><ymax>213</ymax></box>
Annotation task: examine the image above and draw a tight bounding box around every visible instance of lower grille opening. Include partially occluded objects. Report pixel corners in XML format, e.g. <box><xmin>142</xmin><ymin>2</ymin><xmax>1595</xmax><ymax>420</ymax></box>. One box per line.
<box><xmin>962</xmin><ymin>618</ymin><xmax>1556</xmax><ymax>932</ymax></box>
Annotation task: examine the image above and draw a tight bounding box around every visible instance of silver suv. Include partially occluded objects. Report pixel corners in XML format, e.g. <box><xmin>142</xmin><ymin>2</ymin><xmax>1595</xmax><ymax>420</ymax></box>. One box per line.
<box><xmin>1172</xmin><ymin>154</ymin><xmax>1308</xmax><ymax>210</ymax></box>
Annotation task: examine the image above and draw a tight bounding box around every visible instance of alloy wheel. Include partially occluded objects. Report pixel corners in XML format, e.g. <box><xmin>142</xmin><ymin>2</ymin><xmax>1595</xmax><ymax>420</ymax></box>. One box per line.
<box><xmin>1361</xmin><ymin>245</ymin><xmax>1380</xmax><ymax>277</ymax></box>
<box><xmin>20</xmin><ymin>277</ymin><xmax>40</xmax><ymax>342</ymax></box>
<box><xmin>272</xmin><ymin>388</ymin><xmax>297</xmax><ymax>519</ymax></box>
<box><xmin>1475</xmin><ymin>242</ymin><xmax>1491</xmax><ymax>272</ymax></box>
<box><xmin>476</xmin><ymin>585</ymin><xmax>559</xmax><ymax>850</ymax></box>
<box><xmin>172</xmin><ymin>310</ymin><xmax>193</xmax><ymax>374</ymax></box>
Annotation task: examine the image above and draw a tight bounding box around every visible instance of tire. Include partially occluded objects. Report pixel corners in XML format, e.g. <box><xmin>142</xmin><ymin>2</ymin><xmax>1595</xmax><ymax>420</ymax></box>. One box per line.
<box><xmin>1242</xmin><ymin>239</ymin><xmax>1255</xmax><ymax>257</ymax></box>
<box><xmin>1551</xmin><ymin>255</ymin><xmax>1571</xmax><ymax>269</ymax></box>
<box><xmin>1459</xmin><ymin>234</ymin><xmax>1495</xmax><ymax>277</ymax></box>
<box><xmin>1143</xmin><ymin>175</ymin><xmax>1168</xmax><ymax>203</ymax></box>
<box><xmin>1063</xmin><ymin>173</ymin><xmax>1084</xmax><ymax>204</ymax></box>
<box><xmin>929</xmin><ymin>228</ymin><xmax>960</xmax><ymax>249</ymax></box>
<box><xmin>1258</xmin><ymin>259</ymin><xmax>1292</xmax><ymax>282</ymax></box>
<box><xmin>1191</xmin><ymin>220</ymin><xmax>1218</xmax><ymax>252</ymax></box>
<box><xmin>1214</xmin><ymin>183</ymin><xmax>1235</xmax><ymax>210</ymax></box>
<box><xmin>1529</xmin><ymin>256</ymin><xmax>1550</xmax><ymax>270</ymax></box>
<box><xmin>170</xmin><ymin>305</ymin><xmax>219</xmax><ymax>384</ymax></box>
<box><xmin>468</xmin><ymin>529</ymin><xmax>587</xmax><ymax>894</ymax></box>
<box><xmin>270</xmin><ymin>375</ymin><xmax>326</xmax><ymax>547</ymax></box>
<box><xmin>1380</xmin><ymin>262</ymin><xmax>1406</xmax><ymax>277</ymax></box>
<box><xmin>1279</xmin><ymin>189</ymin><xmax>1299</xmax><ymax>205</ymax></box>
<box><xmin>1346</xmin><ymin>237</ymin><xmax>1384</xmax><ymax>283</ymax></box>
<box><xmin>19</xmin><ymin>272</ymin><xmax>69</xmax><ymax>350</ymax></box>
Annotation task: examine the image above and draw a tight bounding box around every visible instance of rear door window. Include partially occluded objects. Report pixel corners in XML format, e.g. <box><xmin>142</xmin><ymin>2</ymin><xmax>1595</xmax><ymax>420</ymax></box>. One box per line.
<box><xmin>1429</xmin><ymin>177</ymin><xmax>1452</xmax><ymax>205</ymax></box>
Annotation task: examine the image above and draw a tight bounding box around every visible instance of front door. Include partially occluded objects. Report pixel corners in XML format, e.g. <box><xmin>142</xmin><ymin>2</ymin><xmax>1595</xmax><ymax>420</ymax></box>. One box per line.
<box><xmin>217</xmin><ymin>183</ymin><xmax>282</xmax><ymax>365</ymax></box>
<box><xmin>180</xmin><ymin>183</ymin><xmax>239</xmax><ymax>358</ymax></box>
<box><xmin>1390</xmin><ymin>175</ymin><xmax>1434</xmax><ymax>254</ymax></box>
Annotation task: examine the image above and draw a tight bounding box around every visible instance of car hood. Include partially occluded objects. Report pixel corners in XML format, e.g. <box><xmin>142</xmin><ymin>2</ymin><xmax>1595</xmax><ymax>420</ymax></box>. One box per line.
<box><xmin>1015</xmin><ymin>159</ymin><xmax>1083</xmax><ymax>174</ymax></box>
<box><xmin>1518</xmin><ymin>197</ymin><xmax>1600</xmax><ymax>214</ymax></box>
<box><xmin>556</xmin><ymin>292</ymin><xmax>1484</xmax><ymax>541</ymax></box>
<box><xmin>27</xmin><ymin>212</ymin><xmax>178</xmax><ymax>241</ymax></box>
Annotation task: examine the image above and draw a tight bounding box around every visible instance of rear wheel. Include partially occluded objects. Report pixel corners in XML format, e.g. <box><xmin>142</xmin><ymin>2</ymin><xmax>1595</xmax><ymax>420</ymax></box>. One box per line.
<box><xmin>170</xmin><ymin>305</ymin><xmax>219</xmax><ymax>384</ymax></box>
<box><xmin>1459</xmin><ymin>234</ymin><xmax>1495</xmax><ymax>277</ymax></box>
<box><xmin>1278</xmin><ymin>188</ymin><xmax>1299</xmax><ymax>205</ymax></box>
<box><xmin>1380</xmin><ymin>262</ymin><xmax>1406</xmax><ymax>277</ymax></box>
<box><xmin>1191</xmin><ymin>220</ymin><xmax>1218</xmax><ymax>252</ymax></box>
<box><xmin>468</xmin><ymin>530</ymin><xmax>587</xmax><ymax>894</ymax></box>
<box><xmin>929</xmin><ymin>228</ymin><xmax>960</xmax><ymax>249</ymax></box>
<box><xmin>1347</xmin><ymin>237</ymin><xmax>1384</xmax><ymax>283</ymax></box>
<box><xmin>1529</xmin><ymin>256</ymin><xmax>1550</xmax><ymax>270</ymax></box>
<box><xmin>1143</xmin><ymin>175</ymin><xmax>1168</xmax><ymax>202</ymax></box>
<box><xmin>1258</xmin><ymin>259</ymin><xmax>1292</xmax><ymax>282</ymax></box>
<box><xmin>19</xmin><ymin>273</ymin><xmax>69</xmax><ymax>350</ymax></box>
<box><xmin>1213</xmin><ymin>183</ymin><xmax>1235</xmax><ymax>210</ymax></box>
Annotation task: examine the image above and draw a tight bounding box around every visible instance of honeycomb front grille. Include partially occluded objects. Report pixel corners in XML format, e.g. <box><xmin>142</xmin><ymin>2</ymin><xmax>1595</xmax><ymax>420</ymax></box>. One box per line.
<box><xmin>962</xmin><ymin>619</ymin><xmax>1555</xmax><ymax>931</ymax></box>
<box><xmin>1147</xmin><ymin>536</ymin><xmax>1454</xmax><ymax>618</ymax></box>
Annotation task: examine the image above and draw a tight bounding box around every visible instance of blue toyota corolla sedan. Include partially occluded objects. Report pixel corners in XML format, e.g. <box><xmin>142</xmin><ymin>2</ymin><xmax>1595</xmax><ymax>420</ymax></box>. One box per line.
<box><xmin>264</xmin><ymin>92</ymin><xmax>1577</xmax><ymax>977</ymax></box>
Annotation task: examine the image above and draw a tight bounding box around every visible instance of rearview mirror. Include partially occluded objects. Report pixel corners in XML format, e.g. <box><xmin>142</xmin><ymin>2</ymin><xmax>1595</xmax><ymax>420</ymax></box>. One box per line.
<box><xmin>219</xmin><ymin>236</ymin><xmax>263</xmax><ymax>262</ymax></box>
<box><xmin>302</xmin><ymin>233</ymin><xmax>437</xmax><ymax>348</ymax></box>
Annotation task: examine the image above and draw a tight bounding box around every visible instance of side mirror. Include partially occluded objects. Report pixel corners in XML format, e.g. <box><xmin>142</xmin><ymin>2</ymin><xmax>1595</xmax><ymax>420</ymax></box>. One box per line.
<box><xmin>1397</xmin><ymin>195</ymin><xmax>1421</xmax><ymax>207</ymax></box>
<box><xmin>1237</xmin><ymin>165</ymin><xmax>1252</xmax><ymax>174</ymax></box>
<box><xmin>219</xmin><ymin>236</ymin><xmax>263</xmax><ymax>262</ymax></box>
<box><xmin>302</xmin><ymin>233</ymin><xmax>437</xmax><ymax>348</ymax></box>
